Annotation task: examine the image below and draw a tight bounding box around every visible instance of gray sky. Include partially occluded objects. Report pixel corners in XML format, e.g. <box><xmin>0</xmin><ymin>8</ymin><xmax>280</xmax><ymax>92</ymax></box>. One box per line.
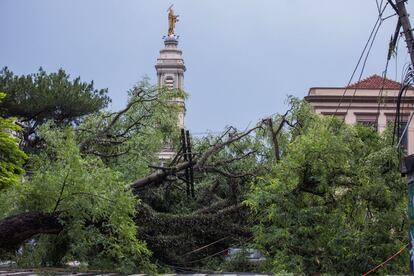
<box><xmin>0</xmin><ymin>0</ymin><xmax>411</xmax><ymax>133</ymax></box>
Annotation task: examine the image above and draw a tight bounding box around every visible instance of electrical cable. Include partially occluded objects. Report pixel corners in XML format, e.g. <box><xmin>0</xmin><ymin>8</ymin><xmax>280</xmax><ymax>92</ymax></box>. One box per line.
<box><xmin>332</xmin><ymin>16</ymin><xmax>382</xmax><ymax>116</ymax></box>
<box><xmin>397</xmin><ymin>110</ymin><xmax>414</xmax><ymax>147</ymax></box>
<box><xmin>362</xmin><ymin>242</ymin><xmax>410</xmax><ymax>276</ymax></box>
<box><xmin>180</xmin><ymin>248</ymin><xmax>230</xmax><ymax>264</ymax></box>
<box><xmin>331</xmin><ymin>3</ymin><xmax>389</xmax><ymax>130</ymax></box>
<box><xmin>392</xmin><ymin>84</ymin><xmax>406</xmax><ymax>145</ymax></box>
<box><xmin>178</xmin><ymin>236</ymin><xmax>231</xmax><ymax>257</ymax></box>
<box><xmin>395</xmin><ymin>34</ymin><xmax>401</xmax><ymax>80</ymax></box>
<box><xmin>376</xmin><ymin>16</ymin><xmax>401</xmax><ymax>120</ymax></box>
<box><xmin>337</xmin><ymin>16</ymin><xmax>385</xmax><ymax>129</ymax></box>
<box><xmin>375</xmin><ymin>62</ymin><xmax>390</xmax><ymax>124</ymax></box>
<box><xmin>178</xmin><ymin>235</ymin><xmax>255</xmax><ymax>265</ymax></box>
<box><xmin>376</xmin><ymin>34</ymin><xmax>401</xmax><ymax>128</ymax></box>
<box><xmin>393</xmin><ymin>66</ymin><xmax>414</xmax><ymax>147</ymax></box>
<box><xmin>376</xmin><ymin>0</ymin><xmax>384</xmax><ymax>15</ymax></box>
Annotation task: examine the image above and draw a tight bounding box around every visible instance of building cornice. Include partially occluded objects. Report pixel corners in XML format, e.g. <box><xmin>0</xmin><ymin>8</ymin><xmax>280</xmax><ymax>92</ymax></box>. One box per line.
<box><xmin>155</xmin><ymin>64</ymin><xmax>186</xmax><ymax>71</ymax></box>
<box><xmin>307</xmin><ymin>87</ymin><xmax>414</xmax><ymax>96</ymax></box>
<box><xmin>305</xmin><ymin>95</ymin><xmax>414</xmax><ymax>103</ymax></box>
<box><xmin>311</xmin><ymin>105</ymin><xmax>411</xmax><ymax>110</ymax></box>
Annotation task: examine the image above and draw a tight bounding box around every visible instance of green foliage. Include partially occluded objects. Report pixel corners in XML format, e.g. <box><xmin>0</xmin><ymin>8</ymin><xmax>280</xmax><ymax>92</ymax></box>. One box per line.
<box><xmin>2</xmin><ymin>70</ymin><xmax>407</xmax><ymax>276</ymax></box>
<box><xmin>0</xmin><ymin>73</ymin><xmax>188</xmax><ymax>272</ymax></box>
<box><xmin>222</xmin><ymin>252</ymin><xmax>250</xmax><ymax>272</ymax></box>
<box><xmin>109</xmin><ymin>78</ymin><xmax>184</xmax><ymax>182</ymax></box>
<box><xmin>221</xmin><ymin>249</ymin><xmax>264</xmax><ymax>273</ymax></box>
<box><xmin>0</xmin><ymin>67</ymin><xmax>110</xmax><ymax>151</ymax></box>
<box><xmin>0</xmin><ymin>74</ymin><xmax>188</xmax><ymax>272</ymax></box>
<box><xmin>0</xmin><ymin>92</ymin><xmax>27</xmax><ymax>190</ymax></box>
<box><xmin>77</xmin><ymin>77</ymin><xmax>183</xmax><ymax>182</ymax></box>
<box><xmin>14</xmin><ymin>123</ymin><xmax>154</xmax><ymax>273</ymax></box>
<box><xmin>247</xmin><ymin>105</ymin><xmax>408</xmax><ymax>275</ymax></box>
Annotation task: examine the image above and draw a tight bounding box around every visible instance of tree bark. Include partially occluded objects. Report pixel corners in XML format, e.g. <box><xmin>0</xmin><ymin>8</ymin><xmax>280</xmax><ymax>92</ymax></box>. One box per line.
<box><xmin>264</xmin><ymin>118</ymin><xmax>281</xmax><ymax>161</ymax></box>
<box><xmin>131</xmin><ymin>160</ymin><xmax>193</xmax><ymax>191</ymax></box>
<box><xmin>0</xmin><ymin>212</ymin><xmax>62</xmax><ymax>251</ymax></box>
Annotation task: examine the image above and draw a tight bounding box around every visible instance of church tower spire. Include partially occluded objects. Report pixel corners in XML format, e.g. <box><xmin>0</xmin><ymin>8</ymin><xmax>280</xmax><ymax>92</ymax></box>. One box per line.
<box><xmin>155</xmin><ymin>37</ymin><xmax>186</xmax><ymax>128</ymax></box>
<box><xmin>155</xmin><ymin>6</ymin><xmax>186</xmax><ymax>129</ymax></box>
<box><xmin>156</xmin><ymin>6</ymin><xmax>187</xmax><ymax>160</ymax></box>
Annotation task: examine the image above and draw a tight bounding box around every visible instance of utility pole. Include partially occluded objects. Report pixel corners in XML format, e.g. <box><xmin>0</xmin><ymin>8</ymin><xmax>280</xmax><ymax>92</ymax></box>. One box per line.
<box><xmin>391</xmin><ymin>0</ymin><xmax>414</xmax><ymax>273</ymax></box>
<box><xmin>395</xmin><ymin>0</ymin><xmax>414</xmax><ymax>64</ymax></box>
<box><xmin>180</xmin><ymin>128</ymin><xmax>195</xmax><ymax>198</ymax></box>
<box><xmin>406</xmin><ymin>155</ymin><xmax>414</xmax><ymax>274</ymax></box>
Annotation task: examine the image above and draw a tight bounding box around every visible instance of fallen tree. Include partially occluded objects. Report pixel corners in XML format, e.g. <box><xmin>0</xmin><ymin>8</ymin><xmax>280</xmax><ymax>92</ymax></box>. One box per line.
<box><xmin>0</xmin><ymin>78</ymin><xmax>305</xmax><ymax>269</ymax></box>
<box><xmin>0</xmin><ymin>123</ymin><xmax>264</xmax><ymax>264</ymax></box>
<box><xmin>0</xmin><ymin>212</ymin><xmax>62</xmax><ymax>251</ymax></box>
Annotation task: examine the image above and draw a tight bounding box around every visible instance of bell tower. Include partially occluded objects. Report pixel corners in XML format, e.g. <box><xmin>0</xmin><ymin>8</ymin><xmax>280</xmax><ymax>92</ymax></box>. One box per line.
<box><xmin>156</xmin><ymin>6</ymin><xmax>187</xmax><ymax>161</ymax></box>
<box><xmin>155</xmin><ymin>35</ymin><xmax>186</xmax><ymax>129</ymax></box>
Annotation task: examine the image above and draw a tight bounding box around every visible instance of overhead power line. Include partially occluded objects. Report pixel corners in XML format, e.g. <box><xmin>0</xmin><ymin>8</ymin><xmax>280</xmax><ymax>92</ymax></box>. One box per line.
<box><xmin>376</xmin><ymin>21</ymin><xmax>401</xmax><ymax>117</ymax></box>
<box><xmin>332</xmin><ymin>2</ymin><xmax>390</xmax><ymax>124</ymax></box>
<box><xmin>362</xmin><ymin>242</ymin><xmax>410</xmax><ymax>276</ymax></box>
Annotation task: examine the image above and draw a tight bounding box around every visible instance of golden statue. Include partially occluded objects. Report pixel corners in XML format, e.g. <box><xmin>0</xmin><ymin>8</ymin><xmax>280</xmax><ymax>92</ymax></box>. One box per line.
<box><xmin>168</xmin><ymin>5</ymin><xmax>179</xmax><ymax>36</ymax></box>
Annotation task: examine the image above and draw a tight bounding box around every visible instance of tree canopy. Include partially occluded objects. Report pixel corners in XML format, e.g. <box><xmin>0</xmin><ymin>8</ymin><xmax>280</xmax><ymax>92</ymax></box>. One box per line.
<box><xmin>246</xmin><ymin>104</ymin><xmax>408</xmax><ymax>275</ymax></box>
<box><xmin>0</xmin><ymin>68</ymin><xmax>409</xmax><ymax>274</ymax></box>
<box><xmin>0</xmin><ymin>74</ymin><xmax>182</xmax><ymax>273</ymax></box>
<box><xmin>0</xmin><ymin>67</ymin><xmax>110</xmax><ymax>151</ymax></box>
<box><xmin>14</xmin><ymin>124</ymin><xmax>154</xmax><ymax>273</ymax></box>
<box><xmin>0</xmin><ymin>92</ymin><xmax>27</xmax><ymax>190</ymax></box>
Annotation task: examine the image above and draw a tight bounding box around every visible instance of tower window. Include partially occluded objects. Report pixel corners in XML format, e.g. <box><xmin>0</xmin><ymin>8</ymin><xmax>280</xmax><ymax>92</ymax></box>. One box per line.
<box><xmin>164</xmin><ymin>76</ymin><xmax>174</xmax><ymax>89</ymax></box>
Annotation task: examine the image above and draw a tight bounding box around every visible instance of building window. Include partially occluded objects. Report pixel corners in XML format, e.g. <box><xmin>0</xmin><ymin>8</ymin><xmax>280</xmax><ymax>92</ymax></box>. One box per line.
<box><xmin>398</xmin><ymin>121</ymin><xmax>408</xmax><ymax>152</ymax></box>
<box><xmin>164</xmin><ymin>76</ymin><xmax>174</xmax><ymax>89</ymax></box>
<box><xmin>356</xmin><ymin>114</ymin><xmax>378</xmax><ymax>131</ymax></box>
<box><xmin>386</xmin><ymin>114</ymin><xmax>409</xmax><ymax>152</ymax></box>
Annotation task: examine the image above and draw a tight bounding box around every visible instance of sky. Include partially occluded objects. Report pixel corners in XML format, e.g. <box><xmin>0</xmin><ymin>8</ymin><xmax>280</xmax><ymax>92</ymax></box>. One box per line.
<box><xmin>0</xmin><ymin>0</ymin><xmax>412</xmax><ymax>133</ymax></box>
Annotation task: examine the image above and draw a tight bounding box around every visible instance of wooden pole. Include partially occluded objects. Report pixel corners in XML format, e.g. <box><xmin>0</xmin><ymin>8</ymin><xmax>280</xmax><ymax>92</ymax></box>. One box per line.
<box><xmin>405</xmin><ymin>156</ymin><xmax>414</xmax><ymax>273</ymax></box>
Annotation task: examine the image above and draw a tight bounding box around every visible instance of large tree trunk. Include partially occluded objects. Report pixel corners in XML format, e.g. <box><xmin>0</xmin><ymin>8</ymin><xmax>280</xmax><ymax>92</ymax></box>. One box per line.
<box><xmin>131</xmin><ymin>161</ymin><xmax>193</xmax><ymax>191</ymax></box>
<box><xmin>0</xmin><ymin>202</ymin><xmax>251</xmax><ymax>264</ymax></box>
<box><xmin>0</xmin><ymin>212</ymin><xmax>62</xmax><ymax>251</ymax></box>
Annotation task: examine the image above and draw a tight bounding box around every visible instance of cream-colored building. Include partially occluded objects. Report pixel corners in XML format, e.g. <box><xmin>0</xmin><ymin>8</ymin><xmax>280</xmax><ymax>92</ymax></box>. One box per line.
<box><xmin>155</xmin><ymin>35</ymin><xmax>187</xmax><ymax>161</ymax></box>
<box><xmin>305</xmin><ymin>75</ymin><xmax>414</xmax><ymax>154</ymax></box>
<box><xmin>155</xmin><ymin>36</ymin><xmax>186</xmax><ymax>130</ymax></box>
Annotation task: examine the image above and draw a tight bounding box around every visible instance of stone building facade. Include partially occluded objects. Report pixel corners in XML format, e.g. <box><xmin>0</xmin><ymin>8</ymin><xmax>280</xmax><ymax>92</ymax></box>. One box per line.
<box><xmin>155</xmin><ymin>35</ymin><xmax>187</xmax><ymax>161</ymax></box>
<box><xmin>305</xmin><ymin>75</ymin><xmax>414</xmax><ymax>154</ymax></box>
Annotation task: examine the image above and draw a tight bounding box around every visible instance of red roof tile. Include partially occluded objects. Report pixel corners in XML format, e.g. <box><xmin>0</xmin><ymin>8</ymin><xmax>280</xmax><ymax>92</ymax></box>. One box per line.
<box><xmin>346</xmin><ymin>74</ymin><xmax>402</xmax><ymax>89</ymax></box>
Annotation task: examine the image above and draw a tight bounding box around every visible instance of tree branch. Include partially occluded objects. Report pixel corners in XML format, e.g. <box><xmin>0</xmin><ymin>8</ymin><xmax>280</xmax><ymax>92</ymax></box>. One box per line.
<box><xmin>0</xmin><ymin>212</ymin><xmax>62</xmax><ymax>251</ymax></box>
